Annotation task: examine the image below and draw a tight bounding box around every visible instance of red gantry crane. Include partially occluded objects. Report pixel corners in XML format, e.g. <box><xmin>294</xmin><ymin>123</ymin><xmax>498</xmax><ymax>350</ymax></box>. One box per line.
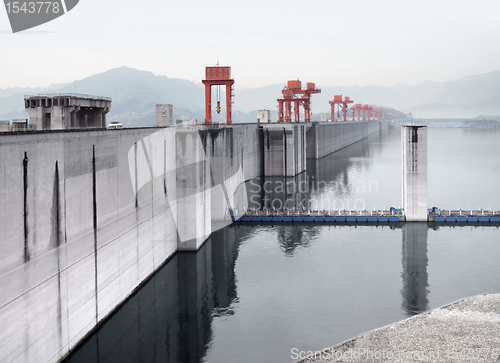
<box><xmin>372</xmin><ymin>108</ymin><xmax>386</xmax><ymax>120</ymax></box>
<box><xmin>329</xmin><ymin>95</ymin><xmax>353</xmax><ymax>121</ymax></box>
<box><xmin>361</xmin><ymin>105</ymin><xmax>373</xmax><ymax>121</ymax></box>
<box><xmin>351</xmin><ymin>104</ymin><xmax>363</xmax><ymax>121</ymax></box>
<box><xmin>277</xmin><ymin>80</ymin><xmax>321</xmax><ymax>122</ymax></box>
<box><xmin>202</xmin><ymin>65</ymin><xmax>234</xmax><ymax>125</ymax></box>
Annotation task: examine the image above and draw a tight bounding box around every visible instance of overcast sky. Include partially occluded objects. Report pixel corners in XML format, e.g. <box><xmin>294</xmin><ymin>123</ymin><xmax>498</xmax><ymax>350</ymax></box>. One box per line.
<box><xmin>1</xmin><ymin>0</ymin><xmax>499</xmax><ymax>89</ymax></box>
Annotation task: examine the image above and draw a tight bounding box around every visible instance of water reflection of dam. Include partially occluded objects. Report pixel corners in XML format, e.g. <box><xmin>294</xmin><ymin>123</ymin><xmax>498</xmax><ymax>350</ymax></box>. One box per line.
<box><xmin>64</xmin><ymin>222</ymin><xmax>438</xmax><ymax>362</ymax></box>
<box><xmin>65</xmin><ymin>225</ymin><xmax>250</xmax><ymax>363</ymax></box>
<box><xmin>401</xmin><ymin>223</ymin><xmax>429</xmax><ymax>316</ymax></box>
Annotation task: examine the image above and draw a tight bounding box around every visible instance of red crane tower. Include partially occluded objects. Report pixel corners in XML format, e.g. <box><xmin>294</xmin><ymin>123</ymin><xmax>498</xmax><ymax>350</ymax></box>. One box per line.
<box><xmin>278</xmin><ymin>80</ymin><xmax>301</xmax><ymax>122</ymax></box>
<box><xmin>294</xmin><ymin>82</ymin><xmax>321</xmax><ymax>122</ymax></box>
<box><xmin>329</xmin><ymin>95</ymin><xmax>353</xmax><ymax>121</ymax></box>
<box><xmin>373</xmin><ymin>108</ymin><xmax>386</xmax><ymax>120</ymax></box>
<box><xmin>361</xmin><ymin>105</ymin><xmax>373</xmax><ymax>121</ymax></box>
<box><xmin>352</xmin><ymin>104</ymin><xmax>363</xmax><ymax>121</ymax></box>
<box><xmin>202</xmin><ymin>65</ymin><xmax>234</xmax><ymax>125</ymax></box>
<box><xmin>277</xmin><ymin>80</ymin><xmax>321</xmax><ymax>122</ymax></box>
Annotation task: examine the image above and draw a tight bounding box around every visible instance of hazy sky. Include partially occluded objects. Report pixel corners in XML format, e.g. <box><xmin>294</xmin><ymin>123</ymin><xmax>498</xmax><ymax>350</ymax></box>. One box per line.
<box><xmin>1</xmin><ymin>0</ymin><xmax>499</xmax><ymax>89</ymax></box>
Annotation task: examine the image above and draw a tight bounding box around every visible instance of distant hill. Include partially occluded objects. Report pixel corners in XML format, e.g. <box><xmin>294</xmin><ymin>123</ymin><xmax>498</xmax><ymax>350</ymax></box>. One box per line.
<box><xmin>1</xmin><ymin>66</ymin><xmax>500</xmax><ymax>123</ymax></box>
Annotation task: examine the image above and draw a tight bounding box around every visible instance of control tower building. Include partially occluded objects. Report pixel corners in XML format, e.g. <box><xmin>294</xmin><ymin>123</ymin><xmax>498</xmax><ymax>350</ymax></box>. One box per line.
<box><xmin>25</xmin><ymin>93</ymin><xmax>111</xmax><ymax>130</ymax></box>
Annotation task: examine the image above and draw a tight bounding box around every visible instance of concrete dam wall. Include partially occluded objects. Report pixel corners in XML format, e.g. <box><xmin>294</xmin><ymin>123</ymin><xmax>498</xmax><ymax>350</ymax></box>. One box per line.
<box><xmin>0</xmin><ymin>120</ymin><xmax>386</xmax><ymax>363</ymax></box>
<box><xmin>307</xmin><ymin>120</ymin><xmax>385</xmax><ymax>159</ymax></box>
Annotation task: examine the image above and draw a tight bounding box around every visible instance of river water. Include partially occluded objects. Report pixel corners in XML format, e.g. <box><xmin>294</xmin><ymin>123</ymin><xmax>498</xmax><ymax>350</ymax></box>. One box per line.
<box><xmin>64</xmin><ymin>125</ymin><xmax>500</xmax><ymax>363</ymax></box>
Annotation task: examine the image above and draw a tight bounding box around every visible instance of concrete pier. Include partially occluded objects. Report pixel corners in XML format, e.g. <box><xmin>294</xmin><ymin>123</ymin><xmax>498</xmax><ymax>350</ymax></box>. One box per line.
<box><xmin>263</xmin><ymin>123</ymin><xmax>307</xmax><ymax>177</ymax></box>
<box><xmin>402</xmin><ymin>125</ymin><xmax>428</xmax><ymax>221</ymax></box>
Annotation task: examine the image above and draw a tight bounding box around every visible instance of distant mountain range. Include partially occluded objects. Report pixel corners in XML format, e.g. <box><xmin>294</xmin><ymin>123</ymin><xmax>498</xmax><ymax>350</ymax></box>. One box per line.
<box><xmin>1</xmin><ymin>66</ymin><xmax>499</xmax><ymax>124</ymax></box>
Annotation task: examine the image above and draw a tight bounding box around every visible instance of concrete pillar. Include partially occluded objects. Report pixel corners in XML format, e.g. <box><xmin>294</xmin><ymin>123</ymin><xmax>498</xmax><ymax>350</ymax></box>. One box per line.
<box><xmin>402</xmin><ymin>126</ymin><xmax>428</xmax><ymax>221</ymax></box>
<box><xmin>156</xmin><ymin>104</ymin><xmax>173</xmax><ymax>126</ymax></box>
<box><xmin>263</xmin><ymin>124</ymin><xmax>306</xmax><ymax>177</ymax></box>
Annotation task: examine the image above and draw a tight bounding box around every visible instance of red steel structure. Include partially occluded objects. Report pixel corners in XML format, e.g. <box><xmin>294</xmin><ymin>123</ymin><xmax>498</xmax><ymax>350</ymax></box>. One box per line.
<box><xmin>294</xmin><ymin>82</ymin><xmax>321</xmax><ymax>122</ymax></box>
<box><xmin>362</xmin><ymin>105</ymin><xmax>373</xmax><ymax>121</ymax></box>
<box><xmin>373</xmin><ymin>108</ymin><xmax>386</xmax><ymax>120</ymax></box>
<box><xmin>329</xmin><ymin>95</ymin><xmax>353</xmax><ymax>121</ymax></box>
<box><xmin>277</xmin><ymin>80</ymin><xmax>321</xmax><ymax>122</ymax></box>
<box><xmin>351</xmin><ymin>104</ymin><xmax>363</xmax><ymax>121</ymax></box>
<box><xmin>202</xmin><ymin>66</ymin><xmax>234</xmax><ymax>125</ymax></box>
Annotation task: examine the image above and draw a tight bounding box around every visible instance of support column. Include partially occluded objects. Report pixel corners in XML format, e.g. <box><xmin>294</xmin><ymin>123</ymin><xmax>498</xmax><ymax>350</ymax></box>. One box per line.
<box><xmin>278</xmin><ymin>100</ymin><xmax>284</xmax><ymax>122</ymax></box>
<box><xmin>285</xmin><ymin>101</ymin><xmax>292</xmax><ymax>122</ymax></box>
<box><xmin>402</xmin><ymin>125</ymin><xmax>428</xmax><ymax>221</ymax></box>
<box><xmin>205</xmin><ymin>84</ymin><xmax>212</xmax><ymax>125</ymax></box>
<box><xmin>294</xmin><ymin>100</ymin><xmax>300</xmax><ymax>123</ymax></box>
<box><xmin>225</xmin><ymin>84</ymin><xmax>232</xmax><ymax>125</ymax></box>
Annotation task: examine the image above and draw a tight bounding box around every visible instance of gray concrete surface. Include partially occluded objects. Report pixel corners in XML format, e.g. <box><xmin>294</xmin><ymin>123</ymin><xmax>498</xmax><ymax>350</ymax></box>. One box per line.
<box><xmin>402</xmin><ymin>126</ymin><xmax>428</xmax><ymax>221</ymax></box>
<box><xmin>295</xmin><ymin>293</ymin><xmax>500</xmax><ymax>363</ymax></box>
<box><xmin>263</xmin><ymin>123</ymin><xmax>307</xmax><ymax>177</ymax></box>
<box><xmin>306</xmin><ymin>120</ymin><xmax>388</xmax><ymax>159</ymax></box>
<box><xmin>0</xmin><ymin>121</ymin><xmax>390</xmax><ymax>363</ymax></box>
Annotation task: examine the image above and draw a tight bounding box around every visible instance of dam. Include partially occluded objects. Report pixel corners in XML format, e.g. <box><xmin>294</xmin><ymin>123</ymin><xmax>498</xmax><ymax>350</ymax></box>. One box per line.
<box><xmin>0</xmin><ymin>119</ymin><xmax>387</xmax><ymax>362</ymax></box>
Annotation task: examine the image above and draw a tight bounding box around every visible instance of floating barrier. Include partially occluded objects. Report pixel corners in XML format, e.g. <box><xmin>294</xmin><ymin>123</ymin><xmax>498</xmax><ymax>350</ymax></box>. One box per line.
<box><xmin>236</xmin><ymin>208</ymin><xmax>498</xmax><ymax>225</ymax></box>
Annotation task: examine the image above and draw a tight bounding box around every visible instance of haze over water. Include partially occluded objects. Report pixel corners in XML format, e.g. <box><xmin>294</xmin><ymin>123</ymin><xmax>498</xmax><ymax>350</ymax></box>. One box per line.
<box><xmin>64</xmin><ymin>125</ymin><xmax>500</xmax><ymax>363</ymax></box>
